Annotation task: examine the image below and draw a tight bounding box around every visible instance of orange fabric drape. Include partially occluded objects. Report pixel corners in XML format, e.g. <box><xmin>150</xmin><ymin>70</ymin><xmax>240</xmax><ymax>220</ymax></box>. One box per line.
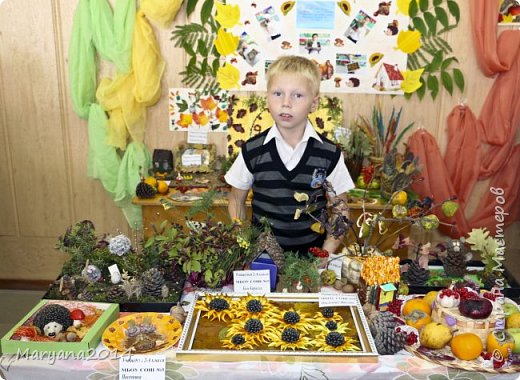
<box><xmin>408</xmin><ymin>0</ymin><xmax>520</xmax><ymax>238</ymax></box>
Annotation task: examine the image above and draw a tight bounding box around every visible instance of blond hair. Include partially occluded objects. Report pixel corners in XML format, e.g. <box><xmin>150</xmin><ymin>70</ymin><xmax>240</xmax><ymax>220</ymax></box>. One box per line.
<box><xmin>266</xmin><ymin>55</ymin><xmax>321</xmax><ymax>95</ymax></box>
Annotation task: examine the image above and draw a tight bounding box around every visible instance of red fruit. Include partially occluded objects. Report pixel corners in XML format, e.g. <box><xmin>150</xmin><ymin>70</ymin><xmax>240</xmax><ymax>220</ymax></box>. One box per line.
<box><xmin>70</xmin><ymin>309</ymin><xmax>85</xmax><ymax>320</ymax></box>
<box><xmin>458</xmin><ymin>298</ymin><xmax>493</xmax><ymax>319</ymax></box>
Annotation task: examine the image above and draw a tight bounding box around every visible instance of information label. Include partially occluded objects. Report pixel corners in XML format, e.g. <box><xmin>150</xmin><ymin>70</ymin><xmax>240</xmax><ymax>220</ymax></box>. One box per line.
<box><xmin>119</xmin><ymin>355</ymin><xmax>166</xmax><ymax>380</ymax></box>
<box><xmin>187</xmin><ymin>126</ymin><xmax>209</xmax><ymax>144</ymax></box>
<box><xmin>327</xmin><ymin>253</ymin><xmax>343</xmax><ymax>279</ymax></box>
<box><xmin>319</xmin><ymin>292</ymin><xmax>357</xmax><ymax>307</ymax></box>
<box><xmin>233</xmin><ymin>270</ymin><xmax>271</xmax><ymax>294</ymax></box>
<box><xmin>181</xmin><ymin>153</ymin><xmax>202</xmax><ymax>167</ymax></box>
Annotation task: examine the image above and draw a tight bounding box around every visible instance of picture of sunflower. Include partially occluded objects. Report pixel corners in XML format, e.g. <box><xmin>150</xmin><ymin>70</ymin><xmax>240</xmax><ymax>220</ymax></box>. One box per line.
<box><xmin>235</xmin><ymin>294</ymin><xmax>278</xmax><ymax>319</ymax></box>
<box><xmin>313</xmin><ymin>307</ymin><xmax>344</xmax><ymax>323</ymax></box>
<box><xmin>226</xmin><ymin>316</ymin><xmax>273</xmax><ymax>345</ymax></box>
<box><xmin>221</xmin><ymin>333</ymin><xmax>257</xmax><ymax>350</ymax></box>
<box><xmin>195</xmin><ymin>293</ymin><xmax>236</xmax><ymax>322</ymax></box>
<box><xmin>271</xmin><ymin>308</ymin><xmax>314</xmax><ymax>333</ymax></box>
<box><xmin>312</xmin><ymin>320</ymin><xmax>352</xmax><ymax>336</ymax></box>
<box><xmin>313</xmin><ymin>331</ymin><xmax>362</xmax><ymax>352</ymax></box>
<box><xmin>265</xmin><ymin>327</ymin><xmax>312</xmax><ymax>351</ymax></box>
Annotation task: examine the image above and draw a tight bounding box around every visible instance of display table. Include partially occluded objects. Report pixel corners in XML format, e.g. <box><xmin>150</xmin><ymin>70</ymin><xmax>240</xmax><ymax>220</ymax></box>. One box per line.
<box><xmin>4</xmin><ymin>344</ymin><xmax>517</xmax><ymax>380</ymax></box>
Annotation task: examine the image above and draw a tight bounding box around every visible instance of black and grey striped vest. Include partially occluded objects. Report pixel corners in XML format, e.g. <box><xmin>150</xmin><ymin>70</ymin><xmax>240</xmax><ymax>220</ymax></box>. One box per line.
<box><xmin>242</xmin><ymin>129</ymin><xmax>341</xmax><ymax>251</ymax></box>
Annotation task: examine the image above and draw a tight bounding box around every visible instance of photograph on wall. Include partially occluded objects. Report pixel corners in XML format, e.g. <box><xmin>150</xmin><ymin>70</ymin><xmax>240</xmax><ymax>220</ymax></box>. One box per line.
<box><xmin>255</xmin><ymin>6</ymin><xmax>283</xmax><ymax>42</ymax></box>
<box><xmin>168</xmin><ymin>89</ymin><xmax>230</xmax><ymax>132</ymax></box>
<box><xmin>344</xmin><ymin>10</ymin><xmax>377</xmax><ymax>44</ymax></box>
<box><xmin>227</xmin><ymin>0</ymin><xmax>410</xmax><ymax>95</ymax></box>
<box><xmin>498</xmin><ymin>0</ymin><xmax>520</xmax><ymax>24</ymax></box>
<box><xmin>299</xmin><ymin>32</ymin><xmax>332</xmax><ymax>56</ymax></box>
<box><xmin>237</xmin><ymin>32</ymin><xmax>262</xmax><ymax>67</ymax></box>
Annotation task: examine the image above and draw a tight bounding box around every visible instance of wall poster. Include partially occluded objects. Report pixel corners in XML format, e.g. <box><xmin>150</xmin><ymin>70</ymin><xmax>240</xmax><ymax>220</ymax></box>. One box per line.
<box><xmin>228</xmin><ymin>0</ymin><xmax>410</xmax><ymax>95</ymax></box>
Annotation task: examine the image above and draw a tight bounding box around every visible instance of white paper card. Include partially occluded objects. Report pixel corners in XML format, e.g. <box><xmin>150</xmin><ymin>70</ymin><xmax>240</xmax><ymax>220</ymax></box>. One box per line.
<box><xmin>187</xmin><ymin>126</ymin><xmax>209</xmax><ymax>144</ymax></box>
<box><xmin>181</xmin><ymin>153</ymin><xmax>202</xmax><ymax>167</ymax></box>
<box><xmin>319</xmin><ymin>292</ymin><xmax>357</xmax><ymax>307</ymax></box>
<box><xmin>233</xmin><ymin>270</ymin><xmax>271</xmax><ymax>294</ymax></box>
<box><xmin>327</xmin><ymin>253</ymin><xmax>343</xmax><ymax>279</ymax></box>
<box><xmin>119</xmin><ymin>355</ymin><xmax>166</xmax><ymax>380</ymax></box>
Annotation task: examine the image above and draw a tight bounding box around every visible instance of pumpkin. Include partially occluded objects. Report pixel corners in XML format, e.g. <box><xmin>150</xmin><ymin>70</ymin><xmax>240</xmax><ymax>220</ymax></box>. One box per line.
<box><xmin>405</xmin><ymin>309</ymin><xmax>432</xmax><ymax>331</ymax></box>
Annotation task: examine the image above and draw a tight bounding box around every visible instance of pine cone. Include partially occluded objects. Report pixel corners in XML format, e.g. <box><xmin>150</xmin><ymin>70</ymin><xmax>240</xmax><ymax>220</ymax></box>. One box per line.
<box><xmin>441</xmin><ymin>240</ymin><xmax>467</xmax><ymax>277</ymax></box>
<box><xmin>256</xmin><ymin>230</ymin><xmax>285</xmax><ymax>272</ymax></box>
<box><xmin>142</xmin><ymin>268</ymin><xmax>166</xmax><ymax>297</ymax></box>
<box><xmin>482</xmin><ymin>273</ymin><xmax>502</xmax><ymax>290</ymax></box>
<box><xmin>107</xmin><ymin>285</ymin><xmax>126</xmax><ymax>302</ymax></box>
<box><xmin>406</xmin><ymin>261</ymin><xmax>429</xmax><ymax>286</ymax></box>
<box><xmin>77</xmin><ymin>290</ymin><xmax>95</xmax><ymax>302</ymax></box>
<box><xmin>369</xmin><ymin>311</ymin><xmax>406</xmax><ymax>355</ymax></box>
<box><xmin>136</xmin><ymin>179</ymin><xmax>156</xmax><ymax>199</ymax></box>
<box><xmin>374</xmin><ymin>327</ymin><xmax>407</xmax><ymax>355</ymax></box>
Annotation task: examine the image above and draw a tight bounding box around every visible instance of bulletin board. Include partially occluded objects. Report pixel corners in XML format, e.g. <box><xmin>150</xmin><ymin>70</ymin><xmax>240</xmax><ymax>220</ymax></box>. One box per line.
<box><xmin>228</xmin><ymin>0</ymin><xmax>410</xmax><ymax>95</ymax></box>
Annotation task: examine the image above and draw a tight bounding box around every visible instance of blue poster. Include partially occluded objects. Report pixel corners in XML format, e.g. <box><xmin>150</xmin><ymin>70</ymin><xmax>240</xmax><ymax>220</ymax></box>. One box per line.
<box><xmin>296</xmin><ymin>0</ymin><xmax>336</xmax><ymax>30</ymax></box>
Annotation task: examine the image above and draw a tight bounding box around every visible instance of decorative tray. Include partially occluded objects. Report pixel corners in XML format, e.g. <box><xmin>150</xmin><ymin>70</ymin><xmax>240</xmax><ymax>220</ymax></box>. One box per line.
<box><xmin>176</xmin><ymin>292</ymin><xmax>378</xmax><ymax>363</ymax></box>
<box><xmin>405</xmin><ymin>346</ymin><xmax>520</xmax><ymax>374</ymax></box>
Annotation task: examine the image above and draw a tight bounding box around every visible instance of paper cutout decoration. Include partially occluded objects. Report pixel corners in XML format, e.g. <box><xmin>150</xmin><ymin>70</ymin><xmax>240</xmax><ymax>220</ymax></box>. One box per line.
<box><xmin>169</xmin><ymin>89</ymin><xmax>230</xmax><ymax>131</ymax></box>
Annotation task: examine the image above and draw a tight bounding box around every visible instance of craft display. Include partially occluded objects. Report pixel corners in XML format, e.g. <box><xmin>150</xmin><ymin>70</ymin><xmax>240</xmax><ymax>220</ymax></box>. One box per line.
<box><xmin>102</xmin><ymin>312</ymin><xmax>183</xmax><ymax>354</ymax></box>
<box><xmin>1</xmin><ymin>300</ymin><xmax>119</xmax><ymax>355</ymax></box>
<box><xmin>44</xmin><ymin>220</ymin><xmax>186</xmax><ymax>310</ymax></box>
<box><xmin>176</xmin><ymin>292</ymin><xmax>378</xmax><ymax>363</ymax></box>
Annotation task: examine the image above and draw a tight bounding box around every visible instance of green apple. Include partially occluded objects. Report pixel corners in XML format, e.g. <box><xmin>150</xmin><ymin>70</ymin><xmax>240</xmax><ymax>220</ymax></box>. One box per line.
<box><xmin>503</xmin><ymin>302</ymin><xmax>520</xmax><ymax>317</ymax></box>
<box><xmin>506</xmin><ymin>328</ymin><xmax>520</xmax><ymax>354</ymax></box>
<box><xmin>356</xmin><ymin>175</ymin><xmax>367</xmax><ymax>189</ymax></box>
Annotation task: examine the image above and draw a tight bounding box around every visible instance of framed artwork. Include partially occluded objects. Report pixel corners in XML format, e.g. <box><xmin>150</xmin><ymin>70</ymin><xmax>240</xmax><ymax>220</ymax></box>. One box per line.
<box><xmin>498</xmin><ymin>0</ymin><xmax>520</xmax><ymax>24</ymax></box>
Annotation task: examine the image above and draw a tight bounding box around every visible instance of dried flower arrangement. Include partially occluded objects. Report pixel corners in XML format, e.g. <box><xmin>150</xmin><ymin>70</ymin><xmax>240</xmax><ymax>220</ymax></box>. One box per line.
<box><xmin>45</xmin><ymin>220</ymin><xmax>185</xmax><ymax>305</ymax></box>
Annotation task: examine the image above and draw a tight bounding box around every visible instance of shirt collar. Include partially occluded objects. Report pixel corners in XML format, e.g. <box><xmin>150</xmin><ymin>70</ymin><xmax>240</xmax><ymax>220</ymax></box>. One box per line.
<box><xmin>264</xmin><ymin>121</ymin><xmax>323</xmax><ymax>145</ymax></box>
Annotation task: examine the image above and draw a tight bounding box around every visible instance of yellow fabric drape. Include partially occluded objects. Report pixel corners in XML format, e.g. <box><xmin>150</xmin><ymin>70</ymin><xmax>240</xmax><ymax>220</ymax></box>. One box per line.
<box><xmin>140</xmin><ymin>0</ymin><xmax>183</xmax><ymax>28</ymax></box>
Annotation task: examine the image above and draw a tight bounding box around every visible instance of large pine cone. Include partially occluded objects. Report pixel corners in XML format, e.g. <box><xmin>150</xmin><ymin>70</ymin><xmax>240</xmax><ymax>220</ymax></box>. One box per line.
<box><xmin>142</xmin><ymin>268</ymin><xmax>166</xmax><ymax>297</ymax></box>
<box><xmin>136</xmin><ymin>180</ymin><xmax>156</xmax><ymax>199</ymax></box>
<box><xmin>369</xmin><ymin>311</ymin><xmax>406</xmax><ymax>355</ymax></box>
<box><xmin>406</xmin><ymin>261</ymin><xmax>430</xmax><ymax>286</ymax></box>
<box><xmin>443</xmin><ymin>250</ymin><xmax>466</xmax><ymax>277</ymax></box>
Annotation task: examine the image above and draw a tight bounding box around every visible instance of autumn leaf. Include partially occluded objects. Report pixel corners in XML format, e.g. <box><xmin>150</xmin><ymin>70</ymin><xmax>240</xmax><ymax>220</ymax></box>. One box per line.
<box><xmin>294</xmin><ymin>192</ymin><xmax>310</xmax><ymax>202</ymax></box>
<box><xmin>396</xmin><ymin>0</ymin><xmax>414</xmax><ymax>16</ymax></box>
<box><xmin>176</xmin><ymin>113</ymin><xmax>192</xmax><ymax>128</ymax></box>
<box><xmin>215</xmin><ymin>107</ymin><xmax>229</xmax><ymax>122</ymax></box>
<box><xmin>400</xmin><ymin>68</ymin><xmax>424</xmax><ymax>93</ymax></box>
<box><xmin>216</xmin><ymin>63</ymin><xmax>240</xmax><ymax>90</ymax></box>
<box><xmin>200</xmin><ymin>96</ymin><xmax>217</xmax><ymax>110</ymax></box>
<box><xmin>396</xmin><ymin>30</ymin><xmax>422</xmax><ymax>54</ymax></box>
<box><xmin>192</xmin><ymin>111</ymin><xmax>209</xmax><ymax>126</ymax></box>
<box><xmin>214</xmin><ymin>28</ymin><xmax>239</xmax><ymax>56</ymax></box>
<box><xmin>311</xmin><ymin>222</ymin><xmax>325</xmax><ymax>234</ymax></box>
<box><xmin>215</xmin><ymin>2</ymin><xmax>241</xmax><ymax>29</ymax></box>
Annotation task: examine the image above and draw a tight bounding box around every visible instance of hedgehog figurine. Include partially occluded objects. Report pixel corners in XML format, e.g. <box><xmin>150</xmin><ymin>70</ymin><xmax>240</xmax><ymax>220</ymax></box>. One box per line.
<box><xmin>33</xmin><ymin>304</ymin><xmax>73</xmax><ymax>339</ymax></box>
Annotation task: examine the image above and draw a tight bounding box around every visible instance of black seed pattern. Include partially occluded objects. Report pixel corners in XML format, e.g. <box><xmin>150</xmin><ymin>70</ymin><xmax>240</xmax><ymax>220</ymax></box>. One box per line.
<box><xmin>283</xmin><ymin>311</ymin><xmax>301</xmax><ymax>324</ymax></box>
<box><xmin>325</xmin><ymin>331</ymin><xmax>345</xmax><ymax>347</ymax></box>
<box><xmin>246</xmin><ymin>299</ymin><xmax>263</xmax><ymax>313</ymax></box>
<box><xmin>231</xmin><ymin>334</ymin><xmax>246</xmax><ymax>345</ymax></box>
<box><xmin>244</xmin><ymin>318</ymin><xmax>263</xmax><ymax>333</ymax></box>
<box><xmin>208</xmin><ymin>298</ymin><xmax>230</xmax><ymax>311</ymax></box>
<box><xmin>325</xmin><ymin>320</ymin><xmax>338</xmax><ymax>331</ymax></box>
<box><xmin>321</xmin><ymin>307</ymin><xmax>334</xmax><ymax>318</ymax></box>
<box><xmin>281</xmin><ymin>327</ymin><xmax>300</xmax><ymax>343</ymax></box>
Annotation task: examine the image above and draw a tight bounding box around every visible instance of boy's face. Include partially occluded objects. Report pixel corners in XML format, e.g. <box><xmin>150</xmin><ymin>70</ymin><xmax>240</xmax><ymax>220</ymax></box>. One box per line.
<box><xmin>267</xmin><ymin>73</ymin><xmax>319</xmax><ymax>133</ymax></box>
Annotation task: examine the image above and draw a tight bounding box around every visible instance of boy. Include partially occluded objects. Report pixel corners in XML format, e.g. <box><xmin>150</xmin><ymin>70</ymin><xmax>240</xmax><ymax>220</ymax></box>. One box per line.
<box><xmin>225</xmin><ymin>55</ymin><xmax>354</xmax><ymax>255</ymax></box>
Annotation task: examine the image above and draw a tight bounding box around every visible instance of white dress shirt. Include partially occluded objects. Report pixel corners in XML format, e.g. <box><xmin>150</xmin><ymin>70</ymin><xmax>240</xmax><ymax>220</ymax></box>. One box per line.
<box><xmin>224</xmin><ymin>121</ymin><xmax>354</xmax><ymax>195</ymax></box>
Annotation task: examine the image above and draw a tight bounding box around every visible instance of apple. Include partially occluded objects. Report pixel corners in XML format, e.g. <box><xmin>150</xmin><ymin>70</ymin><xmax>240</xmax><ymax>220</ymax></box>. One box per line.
<box><xmin>458</xmin><ymin>298</ymin><xmax>493</xmax><ymax>319</ymax></box>
<box><xmin>503</xmin><ymin>302</ymin><xmax>520</xmax><ymax>317</ymax></box>
<box><xmin>506</xmin><ymin>328</ymin><xmax>520</xmax><ymax>354</ymax></box>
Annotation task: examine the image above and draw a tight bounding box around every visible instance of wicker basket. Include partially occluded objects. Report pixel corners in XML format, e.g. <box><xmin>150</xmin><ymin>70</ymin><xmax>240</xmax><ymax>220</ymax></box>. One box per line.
<box><xmin>431</xmin><ymin>303</ymin><xmax>499</xmax><ymax>346</ymax></box>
